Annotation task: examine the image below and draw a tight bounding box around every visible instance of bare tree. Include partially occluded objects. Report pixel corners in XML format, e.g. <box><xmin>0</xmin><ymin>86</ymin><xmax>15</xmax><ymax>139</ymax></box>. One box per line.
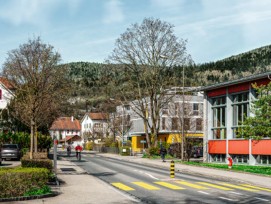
<box><xmin>108</xmin><ymin>18</ymin><xmax>192</xmax><ymax>148</ymax></box>
<box><xmin>2</xmin><ymin>37</ymin><xmax>70</xmax><ymax>159</ymax></box>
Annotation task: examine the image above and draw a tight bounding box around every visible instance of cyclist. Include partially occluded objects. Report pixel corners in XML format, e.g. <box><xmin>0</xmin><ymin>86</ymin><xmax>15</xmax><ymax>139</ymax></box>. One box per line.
<box><xmin>75</xmin><ymin>144</ymin><xmax>83</xmax><ymax>161</ymax></box>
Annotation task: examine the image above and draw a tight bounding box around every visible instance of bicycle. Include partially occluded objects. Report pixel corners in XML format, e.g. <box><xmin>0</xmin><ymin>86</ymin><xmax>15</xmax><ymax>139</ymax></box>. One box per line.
<box><xmin>76</xmin><ymin>151</ymin><xmax>81</xmax><ymax>161</ymax></box>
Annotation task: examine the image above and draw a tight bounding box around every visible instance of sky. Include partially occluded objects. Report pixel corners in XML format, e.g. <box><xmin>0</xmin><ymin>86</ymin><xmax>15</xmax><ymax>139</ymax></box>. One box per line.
<box><xmin>0</xmin><ymin>0</ymin><xmax>271</xmax><ymax>67</ymax></box>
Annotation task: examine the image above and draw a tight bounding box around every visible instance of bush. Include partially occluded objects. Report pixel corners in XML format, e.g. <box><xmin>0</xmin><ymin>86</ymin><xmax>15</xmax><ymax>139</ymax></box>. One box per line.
<box><xmin>0</xmin><ymin>167</ymin><xmax>50</xmax><ymax>198</ymax></box>
<box><xmin>148</xmin><ymin>147</ymin><xmax>160</xmax><ymax>156</ymax></box>
<box><xmin>21</xmin><ymin>158</ymin><xmax>53</xmax><ymax>171</ymax></box>
<box><xmin>85</xmin><ymin>141</ymin><xmax>93</xmax><ymax>150</ymax></box>
<box><xmin>120</xmin><ymin>146</ymin><xmax>131</xmax><ymax>156</ymax></box>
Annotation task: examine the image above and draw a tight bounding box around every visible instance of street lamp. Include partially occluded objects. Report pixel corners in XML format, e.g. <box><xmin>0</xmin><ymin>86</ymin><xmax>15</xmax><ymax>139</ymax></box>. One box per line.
<box><xmin>110</xmin><ymin>98</ymin><xmax>125</xmax><ymax>147</ymax></box>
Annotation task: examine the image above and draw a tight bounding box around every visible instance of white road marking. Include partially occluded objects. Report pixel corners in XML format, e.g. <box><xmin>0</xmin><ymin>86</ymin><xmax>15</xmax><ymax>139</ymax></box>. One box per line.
<box><xmin>255</xmin><ymin>197</ymin><xmax>270</xmax><ymax>202</ymax></box>
<box><xmin>219</xmin><ymin>197</ymin><xmax>233</xmax><ymax>201</ymax></box>
<box><xmin>229</xmin><ymin>191</ymin><xmax>244</xmax><ymax>195</ymax></box>
<box><xmin>144</xmin><ymin>172</ymin><xmax>160</xmax><ymax>180</ymax></box>
<box><xmin>198</xmin><ymin>191</ymin><xmax>209</xmax><ymax>195</ymax></box>
<box><xmin>133</xmin><ymin>170</ymin><xmax>160</xmax><ymax>180</ymax></box>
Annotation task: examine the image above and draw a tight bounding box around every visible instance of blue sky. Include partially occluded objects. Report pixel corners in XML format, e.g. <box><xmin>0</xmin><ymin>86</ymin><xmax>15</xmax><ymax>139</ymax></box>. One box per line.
<box><xmin>0</xmin><ymin>0</ymin><xmax>271</xmax><ymax>67</ymax></box>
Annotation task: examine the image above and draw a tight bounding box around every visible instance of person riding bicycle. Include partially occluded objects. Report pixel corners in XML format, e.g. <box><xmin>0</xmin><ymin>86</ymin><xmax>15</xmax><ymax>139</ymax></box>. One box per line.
<box><xmin>75</xmin><ymin>144</ymin><xmax>83</xmax><ymax>159</ymax></box>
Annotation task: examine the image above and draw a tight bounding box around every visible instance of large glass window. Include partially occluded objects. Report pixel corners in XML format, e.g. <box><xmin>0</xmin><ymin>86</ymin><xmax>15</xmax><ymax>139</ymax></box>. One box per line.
<box><xmin>212</xmin><ymin>96</ymin><xmax>226</xmax><ymax>139</ymax></box>
<box><xmin>232</xmin><ymin>92</ymin><xmax>249</xmax><ymax>138</ymax></box>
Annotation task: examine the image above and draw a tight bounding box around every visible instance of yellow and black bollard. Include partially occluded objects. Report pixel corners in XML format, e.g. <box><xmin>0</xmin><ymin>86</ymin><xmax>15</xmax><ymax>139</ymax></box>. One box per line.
<box><xmin>170</xmin><ymin>160</ymin><xmax>175</xmax><ymax>178</ymax></box>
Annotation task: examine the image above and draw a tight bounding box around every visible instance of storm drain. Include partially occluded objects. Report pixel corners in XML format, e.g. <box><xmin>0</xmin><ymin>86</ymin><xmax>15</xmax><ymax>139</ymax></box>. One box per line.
<box><xmin>60</xmin><ymin>168</ymin><xmax>76</xmax><ymax>172</ymax></box>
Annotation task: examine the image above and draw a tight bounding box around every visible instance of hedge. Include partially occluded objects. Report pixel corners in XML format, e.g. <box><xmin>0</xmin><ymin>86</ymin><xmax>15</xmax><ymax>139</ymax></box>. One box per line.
<box><xmin>0</xmin><ymin>167</ymin><xmax>49</xmax><ymax>198</ymax></box>
<box><xmin>21</xmin><ymin>158</ymin><xmax>53</xmax><ymax>171</ymax></box>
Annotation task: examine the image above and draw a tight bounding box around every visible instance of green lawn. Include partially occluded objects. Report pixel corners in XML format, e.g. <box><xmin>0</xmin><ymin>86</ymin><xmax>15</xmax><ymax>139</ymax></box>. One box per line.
<box><xmin>180</xmin><ymin>161</ymin><xmax>271</xmax><ymax>176</ymax></box>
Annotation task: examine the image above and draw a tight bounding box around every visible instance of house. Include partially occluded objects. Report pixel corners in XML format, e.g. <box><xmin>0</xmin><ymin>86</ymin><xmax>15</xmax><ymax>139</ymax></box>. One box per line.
<box><xmin>49</xmin><ymin>116</ymin><xmax>81</xmax><ymax>146</ymax></box>
<box><xmin>201</xmin><ymin>72</ymin><xmax>271</xmax><ymax>165</ymax></box>
<box><xmin>81</xmin><ymin>112</ymin><xmax>108</xmax><ymax>144</ymax></box>
<box><xmin>0</xmin><ymin>77</ymin><xmax>14</xmax><ymax>110</ymax></box>
<box><xmin>112</xmin><ymin>90</ymin><xmax>204</xmax><ymax>153</ymax></box>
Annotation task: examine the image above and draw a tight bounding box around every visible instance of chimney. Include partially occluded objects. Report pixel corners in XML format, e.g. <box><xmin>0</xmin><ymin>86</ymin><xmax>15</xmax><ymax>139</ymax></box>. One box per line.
<box><xmin>71</xmin><ymin>116</ymin><xmax>74</xmax><ymax>122</ymax></box>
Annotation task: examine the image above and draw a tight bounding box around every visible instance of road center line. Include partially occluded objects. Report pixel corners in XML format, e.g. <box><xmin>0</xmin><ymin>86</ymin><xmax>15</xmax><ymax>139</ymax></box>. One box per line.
<box><xmin>198</xmin><ymin>191</ymin><xmax>209</xmax><ymax>195</ymax></box>
<box><xmin>255</xmin><ymin>197</ymin><xmax>270</xmax><ymax>202</ymax></box>
<box><xmin>219</xmin><ymin>197</ymin><xmax>233</xmax><ymax>201</ymax></box>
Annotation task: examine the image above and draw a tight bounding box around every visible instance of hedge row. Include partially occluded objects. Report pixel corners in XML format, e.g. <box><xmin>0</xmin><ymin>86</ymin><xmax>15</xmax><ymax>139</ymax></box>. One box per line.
<box><xmin>21</xmin><ymin>158</ymin><xmax>53</xmax><ymax>171</ymax></box>
<box><xmin>0</xmin><ymin>168</ymin><xmax>49</xmax><ymax>198</ymax></box>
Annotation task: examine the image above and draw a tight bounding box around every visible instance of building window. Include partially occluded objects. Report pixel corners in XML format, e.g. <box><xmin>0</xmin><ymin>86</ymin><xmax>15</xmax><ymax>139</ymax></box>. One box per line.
<box><xmin>196</xmin><ymin>118</ymin><xmax>203</xmax><ymax>131</ymax></box>
<box><xmin>67</xmin><ymin>130</ymin><xmax>69</xmax><ymax>134</ymax></box>
<box><xmin>232</xmin><ymin>92</ymin><xmax>249</xmax><ymax>138</ymax></box>
<box><xmin>212</xmin><ymin>96</ymin><xmax>226</xmax><ymax>139</ymax></box>
<box><xmin>175</xmin><ymin>103</ymin><xmax>179</xmax><ymax>115</ymax></box>
<box><xmin>193</xmin><ymin>103</ymin><xmax>199</xmax><ymax>115</ymax></box>
<box><xmin>162</xmin><ymin>118</ymin><xmax>166</xmax><ymax>130</ymax></box>
<box><xmin>172</xmin><ymin>117</ymin><xmax>178</xmax><ymax>130</ymax></box>
<box><xmin>232</xmin><ymin>154</ymin><xmax>249</xmax><ymax>164</ymax></box>
<box><xmin>184</xmin><ymin>118</ymin><xmax>190</xmax><ymax>130</ymax></box>
<box><xmin>162</xmin><ymin>109</ymin><xmax>168</xmax><ymax>115</ymax></box>
<box><xmin>256</xmin><ymin>155</ymin><xmax>271</xmax><ymax>165</ymax></box>
<box><xmin>211</xmin><ymin>154</ymin><xmax>226</xmax><ymax>163</ymax></box>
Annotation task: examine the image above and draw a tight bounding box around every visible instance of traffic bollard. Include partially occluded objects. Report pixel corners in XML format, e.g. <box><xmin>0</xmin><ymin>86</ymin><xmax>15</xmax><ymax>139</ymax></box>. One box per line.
<box><xmin>170</xmin><ymin>160</ymin><xmax>175</xmax><ymax>178</ymax></box>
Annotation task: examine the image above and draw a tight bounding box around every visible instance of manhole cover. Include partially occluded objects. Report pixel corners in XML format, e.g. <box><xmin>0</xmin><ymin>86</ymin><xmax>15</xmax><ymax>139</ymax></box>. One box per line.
<box><xmin>60</xmin><ymin>168</ymin><xmax>76</xmax><ymax>171</ymax></box>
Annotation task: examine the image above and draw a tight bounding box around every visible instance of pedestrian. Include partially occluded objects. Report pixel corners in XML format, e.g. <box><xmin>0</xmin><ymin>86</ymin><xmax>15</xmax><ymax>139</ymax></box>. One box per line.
<box><xmin>160</xmin><ymin>146</ymin><xmax>167</xmax><ymax>162</ymax></box>
<box><xmin>67</xmin><ymin>144</ymin><xmax>71</xmax><ymax>157</ymax></box>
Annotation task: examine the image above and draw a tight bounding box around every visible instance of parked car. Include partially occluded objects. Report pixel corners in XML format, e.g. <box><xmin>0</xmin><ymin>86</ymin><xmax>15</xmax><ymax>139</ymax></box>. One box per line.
<box><xmin>1</xmin><ymin>144</ymin><xmax>21</xmax><ymax>161</ymax></box>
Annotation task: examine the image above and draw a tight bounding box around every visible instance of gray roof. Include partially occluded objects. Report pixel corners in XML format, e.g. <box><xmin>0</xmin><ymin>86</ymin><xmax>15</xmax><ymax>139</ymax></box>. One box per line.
<box><xmin>200</xmin><ymin>72</ymin><xmax>271</xmax><ymax>92</ymax></box>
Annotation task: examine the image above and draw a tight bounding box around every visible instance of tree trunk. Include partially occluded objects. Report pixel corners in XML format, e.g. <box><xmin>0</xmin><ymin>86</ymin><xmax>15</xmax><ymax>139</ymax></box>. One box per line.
<box><xmin>30</xmin><ymin>119</ymin><xmax>34</xmax><ymax>159</ymax></box>
<box><xmin>34</xmin><ymin>124</ymin><xmax>38</xmax><ymax>152</ymax></box>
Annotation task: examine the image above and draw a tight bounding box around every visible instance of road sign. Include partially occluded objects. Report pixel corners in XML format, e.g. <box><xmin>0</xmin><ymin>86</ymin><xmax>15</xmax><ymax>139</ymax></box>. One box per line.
<box><xmin>140</xmin><ymin>140</ymin><xmax>146</xmax><ymax>144</ymax></box>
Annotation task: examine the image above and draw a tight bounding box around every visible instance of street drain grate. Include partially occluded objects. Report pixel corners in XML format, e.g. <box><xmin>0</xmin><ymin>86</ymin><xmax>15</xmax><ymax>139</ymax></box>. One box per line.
<box><xmin>60</xmin><ymin>168</ymin><xmax>76</xmax><ymax>171</ymax></box>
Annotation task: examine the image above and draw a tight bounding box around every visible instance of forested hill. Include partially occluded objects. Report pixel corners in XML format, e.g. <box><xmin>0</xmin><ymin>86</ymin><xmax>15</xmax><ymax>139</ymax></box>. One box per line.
<box><xmin>193</xmin><ymin>44</ymin><xmax>271</xmax><ymax>85</ymax></box>
<box><xmin>64</xmin><ymin>44</ymin><xmax>271</xmax><ymax>115</ymax></box>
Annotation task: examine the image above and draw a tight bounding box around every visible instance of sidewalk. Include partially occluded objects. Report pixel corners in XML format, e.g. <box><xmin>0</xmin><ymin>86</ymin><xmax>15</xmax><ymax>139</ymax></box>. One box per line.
<box><xmin>98</xmin><ymin>153</ymin><xmax>271</xmax><ymax>189</ymax></box>
<box><xmin>5</xmin><ymin>158</ymin><xmax>139</xmax><ymax>204</ymax></box>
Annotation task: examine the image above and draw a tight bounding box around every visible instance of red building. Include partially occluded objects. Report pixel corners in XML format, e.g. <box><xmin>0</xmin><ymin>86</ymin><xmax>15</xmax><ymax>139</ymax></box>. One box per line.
<box><xmin>201</xmin><ymin>72</ymin><xmax>271</xmax><ymax>165</ymax></box>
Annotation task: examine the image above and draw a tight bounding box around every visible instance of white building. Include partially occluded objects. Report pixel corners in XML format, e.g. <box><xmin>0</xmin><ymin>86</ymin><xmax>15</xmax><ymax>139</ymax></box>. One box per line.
<box><xmin>49</xmin><ymin>116</ymin><xmax>82</xmax><ymax>146</ymax></box>
<box><xmin>81</xmin><ymin>112</ymin><xmax>108</xmax><ymax>144</ymax></box>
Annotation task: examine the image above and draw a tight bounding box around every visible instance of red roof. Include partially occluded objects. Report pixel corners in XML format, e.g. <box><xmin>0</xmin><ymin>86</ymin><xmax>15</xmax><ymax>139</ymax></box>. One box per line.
<box><xmin>0</xmin><ymin>77</ymin><xmax>14</xmax><ymax>90</ymax></box>
<box><xmin>59</xmin><ymin>135</ymin><xmax>82</xmax><ymax>142</ymax></box>
<box><xmin>88</xmin><ymin>112</ymin><xmax>108</xmax><ymax>120</ymax></box>
<box><xmin>50</xmin><ymin>117</ymin><xmax>81</xmax><ymax>130</ymax></box>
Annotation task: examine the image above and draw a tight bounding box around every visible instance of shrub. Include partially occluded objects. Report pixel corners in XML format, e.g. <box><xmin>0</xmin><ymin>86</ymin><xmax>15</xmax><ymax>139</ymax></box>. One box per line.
<box><xmin>85</xmin><ymin>141</ymin><xmax>93</xmax><ymax>150</ymax></box>
<box><xmin>120</xmin><ymin>146</ymin><xmax>131</xmax><ymax>156</ymax></box>
<box><xmin>148</xmin><ymin>147</ymin><xmax>160</xmax><ymax>156</ymax></box>
<box><xmin>0</xmin><ymin>167</ymin><xmax>50</xmax><ymax>198</ymax></box>
<box><xmin>21</xmin><ymin>158</ymin><xmax>53</xmax><ymax>171</ymax></box>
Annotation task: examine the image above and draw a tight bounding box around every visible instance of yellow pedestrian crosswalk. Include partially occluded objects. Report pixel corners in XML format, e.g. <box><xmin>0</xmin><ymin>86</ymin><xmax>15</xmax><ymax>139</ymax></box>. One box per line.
<box><xmin>110</xmin><ymin>180</ymin><xmax>271</xmax><ymax>194</ymax></box>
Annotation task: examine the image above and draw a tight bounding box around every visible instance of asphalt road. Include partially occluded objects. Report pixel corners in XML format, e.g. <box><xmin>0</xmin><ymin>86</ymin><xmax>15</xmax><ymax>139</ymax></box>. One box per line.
<box><xmin>61</xmin><ymin>153</ymin><xmax>271</xmax><ymax>204</ymax></box>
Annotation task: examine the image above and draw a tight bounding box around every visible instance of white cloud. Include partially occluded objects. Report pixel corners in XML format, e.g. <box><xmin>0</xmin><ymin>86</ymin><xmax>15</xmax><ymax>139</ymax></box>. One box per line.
<box><xmin>150</xmin><ymin>0</ymin><xmax>185</xmax><ymax>12</ymax></box>
<box><xmin>0</xmin><ymin>0</ymin><xmax>82</xmax><ymax>26</ymax></box>
<box><xmin>103</xmin><ymin>0</ymin><xmax>124</xmax><ymax>24</ymax></box>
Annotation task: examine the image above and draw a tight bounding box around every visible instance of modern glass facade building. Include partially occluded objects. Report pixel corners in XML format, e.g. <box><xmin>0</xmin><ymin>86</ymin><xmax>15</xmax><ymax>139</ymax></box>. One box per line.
<box><xmin>201</xmin><ymin>72</ymin><xmax>271</xmax><ymax>165</ymax></box>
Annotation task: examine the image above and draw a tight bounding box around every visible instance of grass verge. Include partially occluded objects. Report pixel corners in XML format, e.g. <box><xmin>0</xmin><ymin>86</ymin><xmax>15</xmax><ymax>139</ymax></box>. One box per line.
<box><xmin>181</xmin><ymin>161</ymin><xmax>271</xmax><ymax>176</ymax></box>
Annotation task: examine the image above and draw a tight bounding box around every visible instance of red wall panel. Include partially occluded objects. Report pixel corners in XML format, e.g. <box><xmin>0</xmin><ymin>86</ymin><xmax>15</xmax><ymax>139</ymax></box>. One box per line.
<box><xmin>252</xmin><ymin>140</ymin><xmax>271</xmax><ymax>155</ymax></box>
<box><xmin>228</xmin><ymin>82</ymin><xmax>249</xmax><ymax>94</ymax></box>
<box><xmin>207</xmin><ymin>88</ymin><xmax>226</xmax><ymax>97</ymax></box>
<box><xmin>253</xmin><ymin>78</ymin><xmax>271</xmax><ymax>86</ymax></box>
<box><xmin>228</xmin><ymin>140</ymin><xmax>249</xmax><ymax>154</ymax></box>
<box><xmin>208</xmin><ymin>140</ymin><xmax>226</xmax><ymax>154</ymax></box>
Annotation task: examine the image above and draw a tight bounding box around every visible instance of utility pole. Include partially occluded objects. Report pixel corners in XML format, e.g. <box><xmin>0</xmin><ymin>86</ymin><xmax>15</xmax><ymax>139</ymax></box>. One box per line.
<box><xmin>181</xmin><ymin>66</ymin><xmax>185</xmax><ymax>161</ymax></box>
